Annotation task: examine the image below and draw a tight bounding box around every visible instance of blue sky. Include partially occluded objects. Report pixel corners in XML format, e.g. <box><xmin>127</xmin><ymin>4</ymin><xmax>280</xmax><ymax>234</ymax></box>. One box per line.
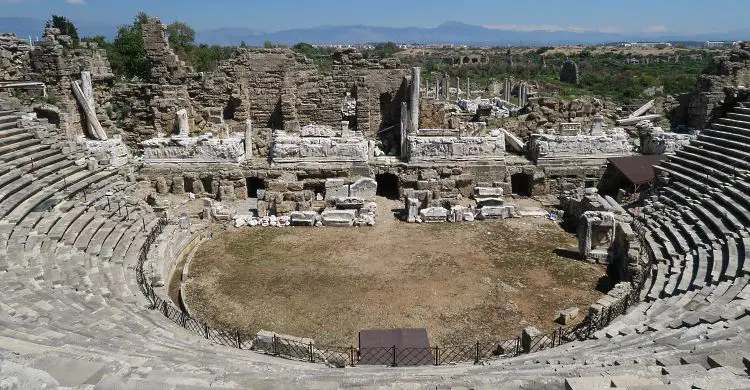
<box><xmin>2</xmin><ymin>0</ymin><xmax>749</xmax><ymax>33</ymax></box>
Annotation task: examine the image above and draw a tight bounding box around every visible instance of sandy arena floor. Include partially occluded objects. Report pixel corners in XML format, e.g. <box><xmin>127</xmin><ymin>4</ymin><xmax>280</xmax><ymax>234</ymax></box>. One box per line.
<box><xmin>183</xmin><ymin>197</ymin><xmax>606</xmax><ymax>346</ymax></box>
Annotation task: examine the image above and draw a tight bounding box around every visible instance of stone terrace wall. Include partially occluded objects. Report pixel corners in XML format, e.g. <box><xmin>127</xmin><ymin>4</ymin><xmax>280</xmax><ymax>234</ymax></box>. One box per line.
<box><xmin>0</xmin><ymin>34</ymin><xmax>32</xmax><ymax>81</ymax></box>
<box><xmin>141</xmin><ymin>18</ymin><xmax>194</xmax><ymax>85</ymax></box>
<box><xmin>29</xmin><ymin>28</ymin><xmax>115</xmax><ymax>137</ymax></box>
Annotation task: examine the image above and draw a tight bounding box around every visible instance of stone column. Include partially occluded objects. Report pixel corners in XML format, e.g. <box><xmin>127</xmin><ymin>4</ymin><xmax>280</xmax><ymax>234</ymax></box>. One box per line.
<box><xmin>81</xmin><ymin>71</ymin><xmax>95</xmax><ymax>139</ymax></box>
<box><xmin>400</xmin><ymin>101</ymin><xmax>409</xmax><ymax>160</ymax></box>
<box><xmin>504</xmin><ymin>78</ymin><xmax>511</xmax><ymax>102</ymax></box>
<box><xmin>435</xmin><ymin>78</ymin><xmax>440</xmax><ymax>101</ymax></box>
<box><xmin>466</xmin><ymin>78</ymin><xmax>470</xmax><ymax>99</ymax></box>
<box><xmin>456</xmin><ymin>77</ymin><xmax>460</xmax><ymax>99</ymax></box>
<box><xmin>244</xmin><ymin>119</ymin><xmax>253</xmax><ymax>158</ymax></box>
<box><xmin>443</xmin><ymin>75</ymin><xmax>449</xmax><ymax>100</ymax></box>
<box><xmin>176</xmin><ymin>109</ymin><xmax>189</xmax><ymax>137</ymax></box>
<box><xmin>410</xmin><ymin>67</ymin><xmax>420</xmax><ymax>134</ymax></box>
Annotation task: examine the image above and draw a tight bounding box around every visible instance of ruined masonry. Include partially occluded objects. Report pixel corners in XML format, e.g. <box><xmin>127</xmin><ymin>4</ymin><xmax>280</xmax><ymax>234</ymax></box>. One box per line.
<box><xmin>0</xmin><ymin>18</ymin><xmax>748</xmax><ymax>389</ymax></box>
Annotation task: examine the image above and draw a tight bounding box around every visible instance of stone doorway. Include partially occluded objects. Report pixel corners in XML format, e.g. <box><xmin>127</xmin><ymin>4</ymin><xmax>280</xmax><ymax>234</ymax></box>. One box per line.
<box><xmin>375</xmin><ymin>173</ymin><xmax>400</xmax><ymax>199</ymax></box>
<box><xmin>246</xmin><ymin>177</ymin><xmax>267</xmax><ymax>198</ymax></box>
<box><xmin>511</xmin><ymin>173</ymin><xmax>533</xmax><ymax>197</ymax></box>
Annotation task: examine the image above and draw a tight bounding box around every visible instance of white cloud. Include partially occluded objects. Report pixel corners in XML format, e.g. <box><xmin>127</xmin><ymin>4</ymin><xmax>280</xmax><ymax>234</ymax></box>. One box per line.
<box><xmin>66</xmin><ymin>0</ymin><xmax>85</xmax><ymax>4</ymax></box>
<box><xmin>641</xmin><ymin>25</ymin><xmax>668</xmax><ymax>34</ymax></box>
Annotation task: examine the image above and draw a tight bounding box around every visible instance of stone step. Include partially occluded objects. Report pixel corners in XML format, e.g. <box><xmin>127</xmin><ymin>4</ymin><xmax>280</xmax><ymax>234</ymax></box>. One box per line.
<box><xmin>696</xmin><ymin>135</ymin><xmax>750</xmax><ymax>160</ymax></box>
<box><xmin>0</xmin><ymin>137</ymin><xmax>40</xmax><ymax>157</ymax></box>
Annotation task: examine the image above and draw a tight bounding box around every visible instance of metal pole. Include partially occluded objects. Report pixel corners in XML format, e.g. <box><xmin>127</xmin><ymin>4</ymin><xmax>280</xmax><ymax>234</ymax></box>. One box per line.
<box><xmin>309</xmin><ymin>342</ymin><xmax>314</xmax><ymax>363</ymax></box>
<box><xmin>349</xmin><ymin>346</ymin><xmax>355</xmax><ymax>367</ymax></box>
<box><xmin>392</xmin><ymin>345</ymin><xmax>397</xmax><ymax>367</ymax></box>
<box><xmin>236</xmin><ymin>331</ymin><xmax>242</xmax><ymax>349</ymax></box>
<box><xmin>475</xmin><ymin>341</ymin><xmax>480</xmax><ymax>364</ymax></box>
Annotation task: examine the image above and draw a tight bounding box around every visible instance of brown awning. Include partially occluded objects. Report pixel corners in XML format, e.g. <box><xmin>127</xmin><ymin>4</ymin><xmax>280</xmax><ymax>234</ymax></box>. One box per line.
<box><xmin>358</xmin><ymin>328</ymin><xmax>432</xmax><ymax>366</ymax></box>
<box><xmin>608</xmin><ymin>155</ymin><xmax>667</xmax><ymax>186</ymax></box>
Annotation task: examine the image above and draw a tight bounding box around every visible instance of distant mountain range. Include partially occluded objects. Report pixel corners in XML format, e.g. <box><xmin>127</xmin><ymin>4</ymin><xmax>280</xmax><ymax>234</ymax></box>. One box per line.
<box><xmin>1</xmin><ymin>17</ymin><xmax>748</xmax><ymax>46</ymax></box>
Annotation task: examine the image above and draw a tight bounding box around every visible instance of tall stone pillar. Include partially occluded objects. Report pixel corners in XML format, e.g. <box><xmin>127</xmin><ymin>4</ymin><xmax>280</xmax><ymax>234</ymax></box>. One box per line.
<box><xmin>400</xmin><ymin>101</ymin><xmax>409</xmax><ymax>160</ymax></box>
<box><xmin>504</xmin><ymin>78</ymin><xmax>511</xmax><ymax>102</ymax></box>
<box><xmin>435</xmin><ymin>78</ymin><xmax>440</xmax><ymax>101</ymax></box>
<box><xmin>443</xmin><ymin>75</ymin><xmax>449</xmax><ymax>100</ymax></box>
<box><xmin>410</xmin><ymin>67</ymin><xmax>420</xmax><ymax>134</ymax></box>
<box><xmin>456</xmin><ymin>77</ymin><xmax>460</xmax><ymax>99</ymax></box>
<box><xmin>245</xmin><ymin>119</ymin><xmax>253</xmax><ymax>158</ymax></box>
<box><xmin>466</xmin><ymin>78</ymin><xmax>470</xmax><ymax>99</ymax></box>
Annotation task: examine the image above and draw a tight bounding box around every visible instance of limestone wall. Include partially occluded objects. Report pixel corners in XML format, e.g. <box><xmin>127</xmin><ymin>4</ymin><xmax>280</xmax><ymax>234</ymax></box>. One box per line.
<box><xmin>121</xmin><ymin>20</ymin><xmax>408</xmax><ymax>158</ymax></box>
<box><xmin>529</xmin><ymin>130</ymin><xmax>631</xmax><ymax>163</ymax></box>
<box><xmin>0</xmin><ymin>34</ymin><xmax>32</xmax><ymax>81</ymax></box>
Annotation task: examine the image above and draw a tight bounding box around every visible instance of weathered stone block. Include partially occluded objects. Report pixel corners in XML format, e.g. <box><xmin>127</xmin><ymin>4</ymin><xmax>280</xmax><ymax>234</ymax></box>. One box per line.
<box><xmin>155</xmin><ymin>177</ymin><xmax>169</xmax><ymax>194</ymax></box>
<box><xmin>478</xmin><ymin>205</ymin><xmax>515</xmax><ymax>219</ymax></box>
<box><xmin>290</xmin><ymin>211</ymin><xmax>318</xmax><ymax>226</ymax></box>
<box><xmin>348</xmin><ymin>177</ymin><xmax>377</xmax><ymax>200</ymax></box>
<box><xmin>335</xmin><ymin>197</ymin><xmax>365</xmax><ymax>209</ymax></box>
<box><xmin>218</xmin><ymin>185</ymin><xmax>236</xmax><ymax>201</ymax></box>
<box><xmin>475</xmin><ymin>186</ymin><xmax>503</xmax><ymax>197</ymax></box>
<box><xmin>556</xmin><ymin>307</ymin><xmax>579</xmax><ymax>325</ymax></box>
<box><xmin>324</xmin><ymin>178</ymin><xmax>349</xmax><ymax>201</ymax></box>
<box><xmin>171</xmin><ymin>176</ymin><xmax>185</xmax><ymax>195</ymax></box>
<box><xmin>419</xmin><ymin>207</ymin><xmax>448</xmax><ymax>223</ymax></box>
<box><xmin>321</xmin><ymin>209</ymin><xmax>356</xmax><ymax>227</ymax></box>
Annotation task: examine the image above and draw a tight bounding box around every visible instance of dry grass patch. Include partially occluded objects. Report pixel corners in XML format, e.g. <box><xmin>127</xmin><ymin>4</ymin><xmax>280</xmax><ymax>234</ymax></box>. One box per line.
<box><xmin>184</xmin><ymin>204</ymin><xmax>605</xmax><ymax>346</ymax></box>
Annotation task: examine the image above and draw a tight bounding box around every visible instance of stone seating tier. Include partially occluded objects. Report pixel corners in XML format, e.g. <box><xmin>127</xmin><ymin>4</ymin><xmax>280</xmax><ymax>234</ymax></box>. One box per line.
<box><xmin>0</xmin><ymin>99</ymin><xmax>747</xmax><ymax>386</ymax></box>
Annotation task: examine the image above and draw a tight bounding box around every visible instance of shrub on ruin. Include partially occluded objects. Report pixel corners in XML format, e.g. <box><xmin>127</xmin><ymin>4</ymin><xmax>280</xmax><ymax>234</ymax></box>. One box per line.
<box><xmin>46</xmin><ymin>15</ymin><xmax>79</xmax><ymax>46</ymax></box>
<box><xmin>108</xmin><ymin>12</ymin><xmax>151</xmax><ymax>80</ymax></box>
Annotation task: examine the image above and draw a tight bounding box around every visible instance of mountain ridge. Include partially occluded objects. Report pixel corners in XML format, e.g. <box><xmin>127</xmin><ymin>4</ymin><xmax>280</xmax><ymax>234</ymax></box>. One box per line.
<box><xmin>1</xmin><ymin>17</ymin><xmax>748</xmax><ymax>46</ymax></box>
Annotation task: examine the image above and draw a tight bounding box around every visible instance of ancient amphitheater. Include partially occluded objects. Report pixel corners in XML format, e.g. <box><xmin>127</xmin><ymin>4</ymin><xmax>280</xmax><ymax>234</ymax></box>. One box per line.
<box><xmin>0</xmin><ymin>20</ymin><xmax>749</xmax><ymax>389</ymax></box>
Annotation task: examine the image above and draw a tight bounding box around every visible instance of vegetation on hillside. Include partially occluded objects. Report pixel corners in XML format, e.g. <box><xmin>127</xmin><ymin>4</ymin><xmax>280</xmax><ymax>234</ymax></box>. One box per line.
<box><xmin>408</xmin><ymin>50</ymin><xmax>710</xmax><ymax>102</ymax></box>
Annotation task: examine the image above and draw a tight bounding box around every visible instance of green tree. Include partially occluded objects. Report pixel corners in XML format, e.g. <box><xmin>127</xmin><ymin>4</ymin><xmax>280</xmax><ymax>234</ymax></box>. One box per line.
<box><xmin>108</xmin><ymin>12</ymin><xmax>151</xmax><ymax>80</ymax></box>
<box><xmin>370</xmin><ymin>42</ymin><xmax>401</xmax><ymax>58</ymax></box>
<box><xmin>80</xmin><ymin>35</ymin><xmax>107</xmax><ymax>47</ymax></box>
<box><xmin>165</xmin><ymin>21</ymin><xmax>196</xmax><ymax>57</ymax></box>
<box><xmin>263</xmin><ymin>40</ymin><xmax>274</xmax><ymax>49</ymax></box>
<box><xmin>46</xmin><ymin>15</ymin><xmax>79</xmax><ymax>45</ymax></box>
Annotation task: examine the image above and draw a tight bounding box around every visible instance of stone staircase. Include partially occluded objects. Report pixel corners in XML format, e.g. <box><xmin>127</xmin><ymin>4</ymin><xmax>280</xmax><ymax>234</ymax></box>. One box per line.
<box><xmin>0</xmin><ymin>101</ymin><xmax>748</xmax><ymax>388</ymax></box>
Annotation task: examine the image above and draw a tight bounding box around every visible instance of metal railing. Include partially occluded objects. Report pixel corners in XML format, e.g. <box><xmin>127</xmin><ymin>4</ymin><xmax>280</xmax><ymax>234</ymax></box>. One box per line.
<box><xmin>135</xmin><ymin>219</ymin><xmax>654</xmax><ymax>367</ymax></box>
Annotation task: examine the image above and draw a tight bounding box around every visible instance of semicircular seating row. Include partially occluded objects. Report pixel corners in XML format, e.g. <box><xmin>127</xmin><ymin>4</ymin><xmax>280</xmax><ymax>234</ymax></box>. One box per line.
<box><xmin>0</xmin><ymin>101</ymin><xmax>748</xmax><ymax>389</ymax></box>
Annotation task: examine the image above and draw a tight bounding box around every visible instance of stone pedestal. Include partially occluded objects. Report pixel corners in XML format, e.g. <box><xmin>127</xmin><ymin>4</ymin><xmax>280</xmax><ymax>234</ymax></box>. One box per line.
<box><xmin>176</xmin><ymin>109</ymin><xmax>189</xmax><ymax>137</ymax></box>
<box><xmin>406</xmin><ymin>197</ymin><xmax>419</xmax><ymax>223</ymax></box>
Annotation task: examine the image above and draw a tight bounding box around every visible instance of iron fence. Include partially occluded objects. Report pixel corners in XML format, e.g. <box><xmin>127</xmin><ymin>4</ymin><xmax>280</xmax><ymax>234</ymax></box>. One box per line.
<box><xmin>135</xmin><ymin>218</ymin><xmax>655</xmax><ymax>368</ymax></box>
